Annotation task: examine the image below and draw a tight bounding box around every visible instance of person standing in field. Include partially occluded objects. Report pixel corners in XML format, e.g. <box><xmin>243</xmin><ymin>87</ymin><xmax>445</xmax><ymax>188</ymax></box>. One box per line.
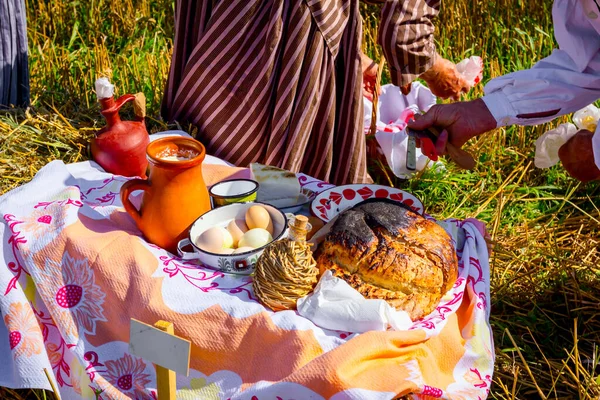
<box><xmin>409</xmin><ymin>0</ymin><xmax>600</xmax><ymax>183</ymax></box>
<box><xmin>0</xmin><ymin>0</ymin><xmax>29</xmax><ymax>108</ymax></box>
<box><xmin>162</xmin><ymin>0</ymin><xmax>469</xmax><ymax>185</ymax></box>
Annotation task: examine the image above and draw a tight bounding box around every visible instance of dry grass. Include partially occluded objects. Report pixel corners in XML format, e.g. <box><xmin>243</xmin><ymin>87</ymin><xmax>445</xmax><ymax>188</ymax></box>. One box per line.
<box><xmin>1</xmin><ymin>0</ymin><xmax>599</xmax><ymax>399</ymax></box>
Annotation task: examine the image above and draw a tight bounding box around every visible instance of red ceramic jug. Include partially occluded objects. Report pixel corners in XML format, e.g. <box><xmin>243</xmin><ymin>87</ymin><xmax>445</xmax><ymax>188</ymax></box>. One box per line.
<box><xmin>90</xmin><ymin>94</ymin><xmax>150</xmax><ymax>177</ymax></box>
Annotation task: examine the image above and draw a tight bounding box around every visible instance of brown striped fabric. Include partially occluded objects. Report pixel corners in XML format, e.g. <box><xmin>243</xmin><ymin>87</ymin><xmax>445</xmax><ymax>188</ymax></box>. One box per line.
<box><xmin>162</xmin><ymin>0</ymin><xmax>438</xmax><ymax>185</ymax></box>
<box><xmin>375</xmin><ymin>0</ymin><xmax>439</xmax><ymax>86</ymax></box>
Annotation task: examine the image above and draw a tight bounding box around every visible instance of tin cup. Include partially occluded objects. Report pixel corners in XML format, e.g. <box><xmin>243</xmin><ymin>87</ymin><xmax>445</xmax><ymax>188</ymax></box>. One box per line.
<box><xmin>209</xmin><ymin>179</ymin><xmax>259</xmax><ymax>208</ymax></box>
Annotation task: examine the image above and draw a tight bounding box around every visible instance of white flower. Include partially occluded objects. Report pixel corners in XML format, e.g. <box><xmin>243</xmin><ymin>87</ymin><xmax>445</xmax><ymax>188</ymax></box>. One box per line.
<box><xmin>573</xmin><ymin>104</ymin><xmax>600</xmax><ymax>132</ymax></box>
<box><xmin>535</xmin><ymin>123</ymin><xmax>578</xmax><ymax>168</ymax></box>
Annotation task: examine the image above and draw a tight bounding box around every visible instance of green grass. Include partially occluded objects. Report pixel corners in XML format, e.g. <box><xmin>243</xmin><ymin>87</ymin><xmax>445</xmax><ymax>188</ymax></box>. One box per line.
<box><xmin>1</xmin><ymin>0</ymin><xmax>599</xmax><ymax>399</ymax></box>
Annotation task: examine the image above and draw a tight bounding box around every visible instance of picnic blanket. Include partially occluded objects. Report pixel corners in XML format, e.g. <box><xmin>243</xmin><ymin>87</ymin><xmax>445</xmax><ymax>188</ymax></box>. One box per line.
<box><xmin>0</xmin><ymin>155</ymin><xmax>494</xmax><ymax>399</ymax></box>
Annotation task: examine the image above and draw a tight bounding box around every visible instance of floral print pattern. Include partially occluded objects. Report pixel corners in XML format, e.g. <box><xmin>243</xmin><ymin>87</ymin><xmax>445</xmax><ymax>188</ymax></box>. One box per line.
<box><xmin>36</xmin><ymin>251</ymin><xmax>106</xmax><ymax>339</ymax></box>
<box><xmin>102</xmin><ymin>353</ymin><xmax>152</xmax><ymax>399</ymax></box>
<box><xmin>4</xmin><ymin>302</ymin><xmax>43</xmax><ymax>358</ymax></box>
<box><xmin>0</xmin><ymin>161</ymin><xmax>494</xmax><ymax>399</ymax></box>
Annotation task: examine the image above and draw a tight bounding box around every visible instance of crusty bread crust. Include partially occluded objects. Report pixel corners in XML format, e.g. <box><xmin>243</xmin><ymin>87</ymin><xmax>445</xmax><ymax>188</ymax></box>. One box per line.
<box><xmin>316</xmin><ymin>200</ymin><xmax>458</xmax><ymax>320</ymax></box>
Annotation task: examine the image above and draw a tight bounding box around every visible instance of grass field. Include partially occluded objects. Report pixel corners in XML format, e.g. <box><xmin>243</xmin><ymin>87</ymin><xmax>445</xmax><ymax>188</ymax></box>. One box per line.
<box><xmin>1</xmin><ymin>0</ymin><xmax>599</xmax><ymax>399</ymax></box>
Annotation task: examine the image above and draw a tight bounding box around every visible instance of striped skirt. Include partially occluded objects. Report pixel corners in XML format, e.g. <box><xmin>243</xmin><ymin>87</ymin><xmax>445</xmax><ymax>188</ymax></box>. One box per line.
<box><xmin>0</xmin><ymin>0</ymin><xmax>29</xmax><ymax>108</ymax></box>
<box><xmin>162</xmin><ymin>0</ymin><xmax>370</xmax><ymax>185</ymax></box>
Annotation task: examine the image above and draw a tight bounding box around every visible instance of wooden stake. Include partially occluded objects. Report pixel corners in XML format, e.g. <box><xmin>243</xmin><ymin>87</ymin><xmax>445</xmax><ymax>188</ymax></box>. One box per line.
<box><xmin>154</xmin><ymin>320</ymin><xmax>177</xmax><ymax>400</ymax></box>
<box><xmin>43</xmin><ymin>368</ymin><xmax>60</xmax><ymax>400</ymax></box>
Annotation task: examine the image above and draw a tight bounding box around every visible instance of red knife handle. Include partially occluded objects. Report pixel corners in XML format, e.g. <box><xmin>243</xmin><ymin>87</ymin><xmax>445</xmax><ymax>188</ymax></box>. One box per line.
<box><xmin>419</xmin><ymin>137</ymin><xmax>438</xmax><ymax>161</ymax></box>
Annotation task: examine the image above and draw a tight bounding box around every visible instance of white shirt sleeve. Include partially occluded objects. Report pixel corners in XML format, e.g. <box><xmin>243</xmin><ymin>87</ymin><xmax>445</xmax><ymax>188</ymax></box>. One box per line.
<box><xmin>481</xmin><ymin>0</ymin><xmax>600</xmax><ymax>127</ymax></box>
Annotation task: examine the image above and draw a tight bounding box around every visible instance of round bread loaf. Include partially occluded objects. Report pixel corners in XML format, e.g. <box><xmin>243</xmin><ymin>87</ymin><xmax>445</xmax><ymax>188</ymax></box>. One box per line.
<box><xmin>316</xmin><ymin>199</ymin><xmax>458</xmax><ymax>320</ymax></box>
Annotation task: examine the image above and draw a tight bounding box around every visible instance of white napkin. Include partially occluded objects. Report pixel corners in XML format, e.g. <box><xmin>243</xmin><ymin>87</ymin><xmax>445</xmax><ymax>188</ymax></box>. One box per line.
<box><xmin>297</xmin><ymin>271</ymin><xmax>413</xmax><ymax>333</ymax></box>
<box><xmin>366</xmin><ymin>82</ymin><xmax>440</xmax><ymax>179</ymax></box>
<box><xmin>95</xmin><ymin>77</ymin><xmax>115</xmax><ymax>100</ymax></box>
<box><xmin>534</xmin><ymin>123</ymin><xmax>577</xmax><ymax>168</ymax></box>
<box><xmin>535</xmin><ymin>104</ymin><xmax>600</xmax><ymax>169</ymax></box>
<box><xmin>455</xmin><ymin>56</ymin><xmax>484</xmax><ymax>87</ymax></box>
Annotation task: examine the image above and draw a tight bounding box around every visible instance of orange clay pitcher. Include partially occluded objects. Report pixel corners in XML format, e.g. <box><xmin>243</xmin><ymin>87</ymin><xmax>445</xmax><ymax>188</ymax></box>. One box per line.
<box><xmin>120</xmin><ymin>137</ymin><xmax>211</xmax><ymax>253</ymax></box>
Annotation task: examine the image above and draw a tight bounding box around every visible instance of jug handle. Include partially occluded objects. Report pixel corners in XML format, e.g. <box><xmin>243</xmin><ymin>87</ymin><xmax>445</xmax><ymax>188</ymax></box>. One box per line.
<box><xmin>114</xmin><ymin>94</ymin><xmax>136</xmax><ymax>111</ymax></box>
<box><xmin>120</xmin><ymin>179</ymin><xmax>150</xmax><ymax>227</ymax></box>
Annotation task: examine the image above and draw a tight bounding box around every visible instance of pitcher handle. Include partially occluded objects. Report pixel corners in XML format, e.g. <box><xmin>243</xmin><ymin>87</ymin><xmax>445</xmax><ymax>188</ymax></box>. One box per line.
<box><xmin>114</xmin><ymin>94</ymin><xmax>136</xmax><ymax>111</ymax></box>
<box><xmin>177</xmin><ymin>238</ymin><xmax>199</xmax><ymax>260</ymax></box>
<box><xmin>120</xmin><ymin>179</ymin><xmax>150</xmax><ymax>227</ymax></box>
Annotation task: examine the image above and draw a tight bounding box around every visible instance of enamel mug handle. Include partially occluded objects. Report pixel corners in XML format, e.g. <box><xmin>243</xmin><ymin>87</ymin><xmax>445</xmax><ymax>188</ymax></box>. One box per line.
<box><xmin>177</xmin><ymin>238</ymin><xmax>200</xmax><ymax>260</ymax></box>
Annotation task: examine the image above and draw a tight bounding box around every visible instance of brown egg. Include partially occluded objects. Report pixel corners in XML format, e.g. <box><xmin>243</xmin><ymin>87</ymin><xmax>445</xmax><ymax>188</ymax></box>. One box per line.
<box><xmin>227</xmin><ymin>219</ymin><xmax>249</xmax><ymax>247</ymax></box>
<box><xmin>245</xmin><ymin>205</ymin><xmax>273</xmax><ymax>235</ymax></box>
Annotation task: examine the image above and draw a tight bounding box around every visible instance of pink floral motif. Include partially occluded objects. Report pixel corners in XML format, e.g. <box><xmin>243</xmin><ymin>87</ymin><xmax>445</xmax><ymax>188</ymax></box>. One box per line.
<box><xmin>103</xmin><ymin>353</ymin><xmax>151</xmax><ymax>399</ymax></box>
<box><xmin>477</xmin><ymin>291</ymin><xmax>487</xmax><ymax>310</ymax></box>
<box><xmin>160</xmin><ymin>256</ymin><xmax>255</xmax><ymax>299</ymax></box>
<box><xmin>297</xmin><ymin>174</ymin><xmax>335</xmax><ymax>192</ymax></box>
<box><xmin>32</xmin><ymin>305</ymin><xmax>76</xmax><ymax>387</ymax></box>
<box><xmin>84</xmin><ymin>351</ymin><xmax>106</xmax><ymax>381</ymax></box>
<box><xmin>34</xmin><ymin>198</ymin><xmax>83</xmax><ymax>210</ymax></box>
<box><xmin>36</xmin><ymin>252</ymin><xmax>106</xmax><ymax>339</ymax></box>
<box><xmin>436</xmin><ymin>292</ymin><xmax>464</xmax><ymax>320</ymax></box>
<box><xmin>3</xmin><ymin>214</ymin><xmax>29</xmax><ymax>295</ymax></box>
<box><xmin>422</xmin><ymin>385</ymin><xmax>443</xmax><ymax>397</ymax></box>
<box><xmin>469</xmin><ymin>257</ymin><xmax>484</xmax><ymax>284</ymax></box>
<box><xmin>453</xmin><ymin>277</ymin><xmax>466</xmax><ymax>289</ymax></box>
<box><xmin>17</xmin><ymin>207</ymin><xmax>68</xmax><ymax>248</ymax></box>
<box><xmin>3</xmin><ymin>302</ymin><xmax>43</xmax><ymax>358</ymax></box>
<box><xmin>38</xmin><ymin>215</ymin><xmax>52</xmax><ymax>224</ymax></box>
<box><xmin>464</xmin><ymin>368</ymin><xmax>490</xmax><ymax>389</ymax></box>
<box><xmin>413</xmin><ymin>318</ymin><xmax>436</xmax><ymax>330</ymax></box>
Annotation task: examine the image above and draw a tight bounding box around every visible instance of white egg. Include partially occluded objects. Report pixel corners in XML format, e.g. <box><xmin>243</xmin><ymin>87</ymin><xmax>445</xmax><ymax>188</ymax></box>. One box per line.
<box><xmin>195</xmin><ymin>227</ymin><xmax>224</xmax><ymax>253</ymax></box>
<box><xmin>238</xmin><ymin>228</ymin><xmax>273</xmax><ymax>249</ymax></box>
<box><xmin>221</xmin><ymin>228</ymin><xmax>234</xmax><ymax>249</ymax></box>
<box><xmin>219</xmin><ymin>248</ymin><xmax>235</xmax><ymax>255</ymax></box>
<box><xmin>195</xmin><ymin>226</ymin><xmax>233</xmax><ymax>252</ymax></box>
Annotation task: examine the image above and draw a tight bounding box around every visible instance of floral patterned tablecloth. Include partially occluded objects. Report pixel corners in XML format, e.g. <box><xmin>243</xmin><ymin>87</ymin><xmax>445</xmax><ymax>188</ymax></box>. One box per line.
<box><xmin>0</xmin><ymin>158</ymin><xmax>494</xmax><ymax>400</ymax></box>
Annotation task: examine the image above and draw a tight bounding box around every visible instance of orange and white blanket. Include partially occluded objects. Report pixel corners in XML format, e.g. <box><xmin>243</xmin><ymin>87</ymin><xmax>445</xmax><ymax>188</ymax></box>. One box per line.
<box><xmin>0</xmin><ymin>157</ymin><xmax>494</xmax><ymax>399</ymax></box>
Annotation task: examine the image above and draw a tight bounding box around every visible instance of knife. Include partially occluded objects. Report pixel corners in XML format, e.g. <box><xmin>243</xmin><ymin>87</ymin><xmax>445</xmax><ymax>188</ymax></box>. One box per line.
<box><xmin>406</xmin><ymin>128</ymin><xmax>438</xmax><ymax>171</ymax></box>
<box><xmin>427</xmin><ymin>126</ymin><xmax>476</xmax><ymax>170</ymax></box>
<box><xmin>406</xmin><ymin>126</ymin><xmax>476</xmax><ymax>171</ymax></box>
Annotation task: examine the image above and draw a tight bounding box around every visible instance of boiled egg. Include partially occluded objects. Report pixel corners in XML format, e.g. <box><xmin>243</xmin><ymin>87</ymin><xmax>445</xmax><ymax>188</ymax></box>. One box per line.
<box><xmin>227</xmin><ymin>219</ymin><xmax>249</xmax><ymax>247</ymax></box>
<box><xmin>238</xmin><ymin>228</ymin><xmax>273</xmax><ymax>249</ymax></box>
<box><xmin>195</xmin><ymin>226</ymin><xmax>233</xmax><ymax>253</ymax></box>
<box><xmin>245</xmin><ymin>205</ymin><xmax>273</xmax><ymax>235</ymax></box>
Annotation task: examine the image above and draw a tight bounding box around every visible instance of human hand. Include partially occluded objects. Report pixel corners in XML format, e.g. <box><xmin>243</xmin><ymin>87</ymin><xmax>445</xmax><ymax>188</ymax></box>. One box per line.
<box><xmin>361</xmin><ymin>53</ymin><xmax>380</xmax><ymax>102</ymax></box>
<box><xmin>558</xmin><ymin>129</ymin><xmax>600</xmax><ymax>182</ymax></box>
<box><xmin>407</xmin><ymin>98</ymin><xmax>497</xmax><ymax>153</ymax></box>
<box><xmin>420</xmin><ymin>55</ymin><xmax>470</xmax><ymax>101</ymax></box>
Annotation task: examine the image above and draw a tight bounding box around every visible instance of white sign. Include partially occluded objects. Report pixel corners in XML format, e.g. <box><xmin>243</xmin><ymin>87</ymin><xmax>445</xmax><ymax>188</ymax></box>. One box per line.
<box><xmin>129</xmin><ymin>319</ymin><xmax>191</xmax><ymax>376</ymax></box>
